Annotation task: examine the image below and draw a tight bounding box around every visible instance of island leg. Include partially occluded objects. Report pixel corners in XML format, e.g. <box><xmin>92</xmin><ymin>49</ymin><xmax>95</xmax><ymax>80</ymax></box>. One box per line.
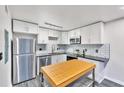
<box><xmin>92</xmin><ymin>68</ymin><xmax>95</xmax><ymax>87</ymax></box>
<box><xmin>41</xmin><ymin>73</ymin><xmax>44</xmax><ymax>82</ymax></box>
<box><xmin>41</xmin><ymin>73</ymin><xmax>44</xmax><ymax>87</ymax></box>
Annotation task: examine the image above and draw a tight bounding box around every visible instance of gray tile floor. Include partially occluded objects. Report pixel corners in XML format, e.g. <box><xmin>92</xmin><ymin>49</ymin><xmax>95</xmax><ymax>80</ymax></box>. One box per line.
<box><xmin>13</xmin><ymin>75</ymin><xmax>123</xmax><ymax>87</ymax></box>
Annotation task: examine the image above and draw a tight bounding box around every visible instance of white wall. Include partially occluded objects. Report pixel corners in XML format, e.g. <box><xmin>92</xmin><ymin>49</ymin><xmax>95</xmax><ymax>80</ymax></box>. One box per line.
<box><xmin>104</xmin><ymin>19</ymin><xmax>124</xmax><ymax>85</ymax></box>
<box><xmin>0</xmin><ymin>6</ymin><xmax>12</xmax><ymax>86</ymax></box>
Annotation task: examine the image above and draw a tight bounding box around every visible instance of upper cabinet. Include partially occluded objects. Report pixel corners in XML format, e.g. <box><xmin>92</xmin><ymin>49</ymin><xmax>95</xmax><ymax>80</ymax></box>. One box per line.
<box><xmin>13</xmin><ymin>19</ymin><xmax>38</xmax><ymax>34</ymax></box>
<box><xmin>13</xmin><ymin>19</ymin><xmax>104</xmax><ymax>44</ymax></box>
<box><xmin>37</xmin><ymin>28</ymin><xmax>48</xmax><ymax>44</ymax></box>
<box><xmin>37</xmin><ymin>28</ymin><xmax>62</xmax><ymax>44</ymax></box>
<box><xmin>81</xmin><ymin>26</ymin><xmax>91</xmax><ymax>44</ymax></box>
<box><xmin>48</xmin><ymin>30</ymin><xmax>59</xmax><ymax>37</ymax></box>
<box><xmin>81</xmin><ymin>22</ymin><xmax>104</xmax><ymax>44</ymax></box>
<box><xmin>68</xmin><ymin>29</ymin><xmax>81</xmax><ymax>38</ymax></box>
<box><xmin>48</xmin><ymin>30</ymin><xmax>61</xmax><ymax>44</ymax></box>
<box><xmin>60</xmin><ymin>32</ymin><xmax>69</xmax><ymax>44</ymax></box>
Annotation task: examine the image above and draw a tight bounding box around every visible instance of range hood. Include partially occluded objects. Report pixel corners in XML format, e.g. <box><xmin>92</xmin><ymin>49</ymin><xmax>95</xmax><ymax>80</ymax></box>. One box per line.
<box><xmin>48</xmin><ymin>36</ymin><xmax>58</xmax><ymax>40</ymax></box>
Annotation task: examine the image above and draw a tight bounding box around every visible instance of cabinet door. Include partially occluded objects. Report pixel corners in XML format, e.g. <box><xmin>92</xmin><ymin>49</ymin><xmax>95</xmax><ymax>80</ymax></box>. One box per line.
<box><xmin>69</xmin><ymin>29</ymin><xmax>81</xmax><ymax>38</ymax></box>
<box><xmin>54</xmin><ymin>31</ymin><xmax>59</xmax><ymax>37</ymax></box>
<box><xmin>13</xmin><ymin>20</ymin><xmax>38</xmax><ymax>34</ymax></box>
<box><xmin>68</xmin><ymin>30</ymin><xmax>75</xmax><ymax>38</ymax></box>
<box><xmin>48</xmin><ymin>29</ymin><xmax>52</xmax><ymax>36</ymax></box>
<box><xmin>52</xmin><ymin>54</ymin><xmax>67</xmax><ymax>64</ymax></box>
<box><xmin>37</xmin><ymin>28</ymin><xmax>48</xmax><ymax>44</ymax></box>
<box><xmin>48</xmin><ymin>30</ymin><xmax>58</xmax><ymax>37</ymax></box>
<box><xmin>28</xmin><ymin>23</ymin><xmax>38</xmax><ymax>34</ymax></box>
<box><xmin>89</xmin><ymin>23</ymin><xmax>101</xmax><ymax>44</ymax></box>
<box><xmin>51</xmin><ymin>55</ymin><xmax>58</xmax><ymax>64</ymax></box>
<box><xmin>61</xmin><ymin>32</ymin><xmax>68</xmax><ymax>44</ymax></box>
<box><xmin>57</xmin><ymin>54</ymin><xmax>67</xmax><ymax>63</ymax></box>
<box><xmin>80</xmin><ymin>22</ymin><xmax>103</xmax><ymax>44</ymax></box>
<box><xmin>88</xmin><ymin>60</ymin><xmax>104</xmax><ymax>83</ymax></box>
<box><xmin>78</xmin><ymin>57</ymin><xmax>104</xmax><ymax>83</ymax></box>
<box><xmin>62</xmin><ymin>54</ymin><xmax>67</xmax><ymax>61</ymax></box>
<box><xmin>74</xmin><ymin>29</ymin><xmax>81</xmax><ymax>37</ymax></box>
<box><xmin>78</xmin><ymin>57</ymin><xmax>104</xmax><ymax>73</ymax></box>
<box><xmin>80</xmin><ymin>26</ymin><xmax>90</xmax><ymax>44</ymax></box>
<box><xmin>13</xmin><ymin>20</ymin><xmax>28</xmax><ymax>33</ymax></box>
<box><xmin>57</xmin><ymin>31</ymin><xmax>61</xmax><ymax>44</ymax></box>
<box><xmin>68</xmin><ymin>31</ymin><xmax>75</xmax><ymax>44</ymax></box>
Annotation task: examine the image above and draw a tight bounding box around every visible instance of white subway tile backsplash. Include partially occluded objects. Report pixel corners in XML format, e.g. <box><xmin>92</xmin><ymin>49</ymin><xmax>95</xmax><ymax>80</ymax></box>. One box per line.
<box><xmin>36</xmin><ymin>43</ymin><xmax>110</xmax><ymax>59</ymax></box>
<box><xmin>66</xmin><ymin>44</ymin><xmax>110</xmax><ymax>58</ymax></box>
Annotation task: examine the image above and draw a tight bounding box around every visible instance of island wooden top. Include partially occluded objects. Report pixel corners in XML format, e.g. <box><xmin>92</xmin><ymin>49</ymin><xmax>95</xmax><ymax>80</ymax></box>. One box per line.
<box><xmin>41</xmin><ymin>59</ymin><xmax>96</xmax><ymax>87</ymax></box>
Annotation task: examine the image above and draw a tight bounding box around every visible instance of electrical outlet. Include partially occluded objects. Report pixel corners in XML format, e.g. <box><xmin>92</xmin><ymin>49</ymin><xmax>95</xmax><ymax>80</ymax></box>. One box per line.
<box><xmin>0</xmin><ymin>52</ymin><xmax>3</xmax><ymax>61</ymax></box>
<box><xmin>96</xmin><ymin>49</ymin><xmax>99</xmax><ymax>53</ymax></box>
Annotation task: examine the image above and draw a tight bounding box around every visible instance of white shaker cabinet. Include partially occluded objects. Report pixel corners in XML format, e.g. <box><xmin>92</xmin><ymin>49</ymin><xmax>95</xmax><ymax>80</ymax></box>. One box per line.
<box><xmin>37</xmin><ymin>28</ymin><xmax>48</xmax><ymax>44</ymax></box>
<box><xmin>61</xmin><ymin>32</ymin><xmax>69</xmax><ymax>44</ymax></box>
<box><xmin>51</xmin><ymin>55</ymin><xmax>58</xmax><ymax>64</ymax></box>
<box><xmin>57</xmin><ymin>31</ymin><xmax>61</xmax><ymax>44</ymax></box>
<box><xmin>51</xmin><ymin>54</ymin><xmax>67</xmax><ymax>64</ymax></box>
<box><xmin>69</xmin><ymin>30</ymin><xmax>75</xmax><ymax>38</ymax></box>
<box><xmin>74</xmin><ymin>29</ymin><xmax>81</xmax><ymax>37</ymax></box>
<box><xmin>68</xmin><ymin>29</ymin><xmax>81</xmax><ymax>38</ymax></box>
<box><xmin>48</xmin><ymin>30</ymin><xmax>60</xmax><ymax>44</ymax></box>
<box><xmin>57</xmin><ymin>54</ymin><xmax>67</xmax><ymax>63</ymax></box>
<box><xmin>13</xmin><ymin>19</ymin><xmax>38</xmax><ymax>34</ymax></box>
<box><xmin>48</xmin><ymin>30</ymin><xmax>59</xmax><ymax>37</ymax></box>
<box><xmin>81</xmin><ymin>26</ymin><xmax>91</xmax><ymax>44</ymax></box>
<box><xmin>90</xmin><ymin>22</ymin><xmax>103</xmax><ymax>44</ymax></box>
<box><xmin>78</xmin><ymin>57</ymin><xmax>105</xmax><ymax>83</ymax></box>
<box><xmin>80</xmin><ymin>22</ymin><xmax>104</xmax><ymax>44</ymax></box>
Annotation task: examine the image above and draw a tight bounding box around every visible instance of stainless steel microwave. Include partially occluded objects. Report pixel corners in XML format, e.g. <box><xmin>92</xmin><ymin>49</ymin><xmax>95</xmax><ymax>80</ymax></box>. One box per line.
<box><xmin>70</xmin><ymin>36</ymin><xmax>81</xmax><ymax>44</ymax></box>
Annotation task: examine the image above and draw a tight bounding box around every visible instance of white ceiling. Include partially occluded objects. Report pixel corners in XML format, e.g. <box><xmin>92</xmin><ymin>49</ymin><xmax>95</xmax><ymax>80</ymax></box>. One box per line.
<box><xmin>8</xmin><ymin>5</ymin><xmax>124</xmax><ymax>30</ymax></box>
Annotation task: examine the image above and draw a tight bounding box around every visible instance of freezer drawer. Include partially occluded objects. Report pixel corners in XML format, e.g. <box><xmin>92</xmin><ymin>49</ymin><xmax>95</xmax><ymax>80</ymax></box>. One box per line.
<box><xmin>13</xmin><ymin>54</ymin><xmax>36</xmax><ymax>84</ymax></box>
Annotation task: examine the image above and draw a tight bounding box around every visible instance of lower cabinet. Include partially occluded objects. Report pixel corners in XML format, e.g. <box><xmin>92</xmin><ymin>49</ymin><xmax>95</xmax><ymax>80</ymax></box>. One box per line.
<box><xmin>78</xmin><ymin>57</ymin><xmax>105</xmax><ymax>83</ymax></box>
<box><xmin>51</xmin><ymin>54</ymin><xmax>67</xmax><ymax>64</ymax></box>
<box><xmin>51</xmin><ymin>55</ymin><xmax>58</xmax><ymax>64</ymax></box>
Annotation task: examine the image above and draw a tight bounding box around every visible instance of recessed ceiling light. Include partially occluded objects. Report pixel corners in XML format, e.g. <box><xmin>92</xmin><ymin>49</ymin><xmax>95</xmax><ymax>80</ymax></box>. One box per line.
<box><xmin>120</xmin><ymin>7</ymin><xmax>124</xmax><ymax>10</ymax></box>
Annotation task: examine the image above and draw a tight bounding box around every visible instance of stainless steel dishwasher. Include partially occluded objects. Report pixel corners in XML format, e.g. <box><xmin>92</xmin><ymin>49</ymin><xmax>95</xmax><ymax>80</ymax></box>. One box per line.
<box><xmin>37</xmin><ymin>56</ymin><xmax>51</xmax><ymax>75</ymax></box>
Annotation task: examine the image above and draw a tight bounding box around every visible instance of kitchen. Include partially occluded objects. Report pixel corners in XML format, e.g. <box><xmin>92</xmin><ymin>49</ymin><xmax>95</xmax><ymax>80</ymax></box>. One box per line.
<box><xmin>0</xmin><ymin>5</ymin><xmax>124</xmax><ymax>87</ymax></box>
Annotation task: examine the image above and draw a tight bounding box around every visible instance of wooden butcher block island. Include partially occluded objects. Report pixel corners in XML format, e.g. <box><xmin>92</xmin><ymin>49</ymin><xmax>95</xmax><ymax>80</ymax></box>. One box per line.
<box><xmin>41</xmin><ymin>59</ymin><xmax>96</xmax><ymax>87</ymax></box>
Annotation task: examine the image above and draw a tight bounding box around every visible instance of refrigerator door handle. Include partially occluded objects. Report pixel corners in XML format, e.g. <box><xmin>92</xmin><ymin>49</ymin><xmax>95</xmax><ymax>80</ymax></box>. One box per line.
<box><xmin>16</xmin><ymin>56</ymin><xmax>20</xmax><ymax>83</ymax></box>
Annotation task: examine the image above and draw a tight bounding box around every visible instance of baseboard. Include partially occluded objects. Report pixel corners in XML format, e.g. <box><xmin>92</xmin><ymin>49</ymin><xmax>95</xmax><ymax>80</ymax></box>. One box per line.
<box><xmin>98</xmin><ymin>77</ymin><xmax>104</xmax><ymax>84</ymax></box>
<box><xmin>88</xmin><ymin>75</ymin><xmax>105</xmax><ymax>84</ymax></box>
<box><xmin>104</xmin><ymin>76</ymin><xmax>124</xmax><ymax>86</ymax></box>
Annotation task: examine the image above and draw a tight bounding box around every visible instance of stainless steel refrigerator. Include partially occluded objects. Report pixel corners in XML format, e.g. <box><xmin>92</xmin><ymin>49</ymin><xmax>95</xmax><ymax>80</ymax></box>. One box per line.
<box><xmin>12</xmin><ymin>34</ymin><xmax>36</xmax><ymax>84</ymax></box>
